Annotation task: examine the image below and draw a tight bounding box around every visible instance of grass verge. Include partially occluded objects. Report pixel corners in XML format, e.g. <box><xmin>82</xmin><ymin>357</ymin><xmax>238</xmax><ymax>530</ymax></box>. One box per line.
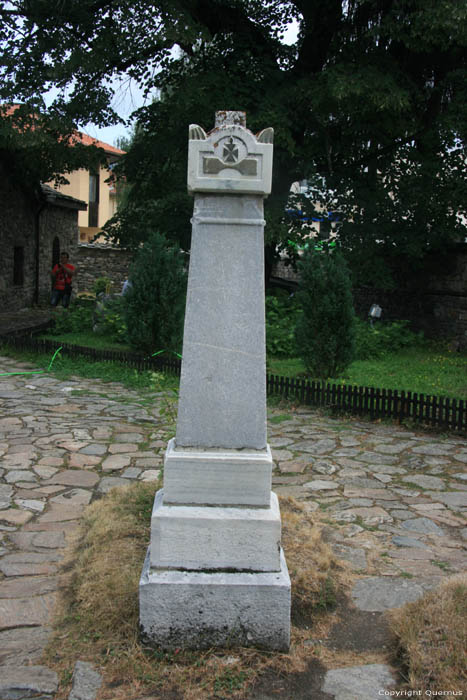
<box><xmin>389</xmin><ymin>573</ymin><xmax>467</xmax><ymax>694</ymax></box>
<box><xmin>45</xmin><ymin>483</ymin><xmax>345</xmax><ymax>699</ymax></box>
<box><xmin>268</xmin><ymin>344</ymin><xmax>467</xmax><ymax>400</ymax></box>
<box><xmin>0</xmin><ymin>344</ymin><xmax>179</xmax><ymax>393</ymax></box>
<box><xmin>4</xmin><ymin>337</ymin><xmax>467</xmax><ymax>400</ymax></box>
<box><xmin>38</xmin><ymin>330</ymin><xmax>133</xmax><ymax>353</ymax></box>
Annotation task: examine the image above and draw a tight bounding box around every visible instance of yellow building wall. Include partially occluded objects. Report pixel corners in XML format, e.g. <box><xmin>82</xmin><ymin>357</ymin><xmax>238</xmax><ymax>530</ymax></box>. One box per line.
<box><xmin>48</xmin><ymin>164</ymin><xmax>117</xmax><ymax>239</ymax></box>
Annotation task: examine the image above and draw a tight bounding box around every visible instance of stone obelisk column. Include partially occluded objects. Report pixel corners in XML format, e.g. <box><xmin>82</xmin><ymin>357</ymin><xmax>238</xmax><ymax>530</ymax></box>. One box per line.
<box><xmin>139</xmin><ymin>111</ymin><xmax>290</xmax><ymax>650</ymax></box>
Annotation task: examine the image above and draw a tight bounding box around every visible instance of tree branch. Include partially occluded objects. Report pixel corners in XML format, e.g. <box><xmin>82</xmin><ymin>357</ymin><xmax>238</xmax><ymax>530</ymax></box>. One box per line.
<box><xmin>176</xmin><ymin>0</ymin><xmax>281</xmax><ymax>63</ymax></box>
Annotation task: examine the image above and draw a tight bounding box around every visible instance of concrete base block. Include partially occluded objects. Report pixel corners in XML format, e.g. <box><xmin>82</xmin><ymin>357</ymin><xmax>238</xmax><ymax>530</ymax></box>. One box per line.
<box><xmin>163</xmin><ymin>439</ymin><xmax>272</xmax><ymax>506</ymax></box>
<box><xmin>139</xmin><ymin>547</ymin><xmax>291</xmax><ymax>651</ymax></box>
<box><xmin>151</xmin><ymin>489</ymin><xmax>281</xmax><ymax>571</ymax></box>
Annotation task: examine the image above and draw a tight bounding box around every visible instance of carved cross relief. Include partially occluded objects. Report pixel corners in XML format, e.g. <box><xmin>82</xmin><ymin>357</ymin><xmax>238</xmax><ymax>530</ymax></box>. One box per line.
<box><xmin>223</xmin><ymin>137</ymin><xmax>238</xmax><ymax>163</ymax></box>
<box><xmin>187</xmin><ymin>118</ymin><xmax>274</xmax><ymax>195</ymax></box>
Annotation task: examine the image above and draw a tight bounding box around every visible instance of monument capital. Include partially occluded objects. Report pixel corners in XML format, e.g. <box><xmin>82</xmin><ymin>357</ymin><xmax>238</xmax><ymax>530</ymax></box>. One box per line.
<box><xmin>187</xmin><ymin>112</ymin><xmax>274</xmax><ymax>196</ymax></box>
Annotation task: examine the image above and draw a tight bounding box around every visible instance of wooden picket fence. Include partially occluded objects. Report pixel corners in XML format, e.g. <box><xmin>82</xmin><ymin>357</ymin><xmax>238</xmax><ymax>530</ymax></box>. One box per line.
<box><xmin>2</xmin><ymin>335</ymin><xmax>466</xmax><ymax>431</ymax></box>
<box><xmin>266</xmin><ymin>374</ymin><xmax>466</xmax><ymax>431</ymax></box>
<box><xmin>0</xmin><ymin>336</ymin><xmax>182</xmax><ymax>376</ymax></box>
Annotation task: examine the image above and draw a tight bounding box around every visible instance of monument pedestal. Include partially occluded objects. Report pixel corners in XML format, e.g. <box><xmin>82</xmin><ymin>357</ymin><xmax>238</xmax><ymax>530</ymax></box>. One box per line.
<box><xmin>140</xmin><ymin>548</ymin><xmax>291</xmax><ymax>651</ymax></box>
<box><xmin>163</xmin><ymin>438</ymin><xmax>273</xmax><ymax>506</ymax></box>
<box><xmin>150</xmin><ymin>488</ymin><xmax>281</xmax><ymax>572</ymax></box>
<box><xmin>139</xmin><ymin>111</ymin><xmax>290</xmax><ymax>651</ymax></box>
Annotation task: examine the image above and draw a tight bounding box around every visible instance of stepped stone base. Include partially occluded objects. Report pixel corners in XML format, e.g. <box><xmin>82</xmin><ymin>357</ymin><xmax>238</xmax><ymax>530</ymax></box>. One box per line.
<box><xmin>139</xmin><ymin>547</ymin><xmax>291</xmax><ymax>651</ymax></box>
<box><xmin>151</xmin><ymin>489</ymin><xmax>281</xmax><ymax>571</ymax></box>
<box><xmin>163</xmin><ymin>439</ymin><xmax>273</xmax><ymax>506</ymax></box>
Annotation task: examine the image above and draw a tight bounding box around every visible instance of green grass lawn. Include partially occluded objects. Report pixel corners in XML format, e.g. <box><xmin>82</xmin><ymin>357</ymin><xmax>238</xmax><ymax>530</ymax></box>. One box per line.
<box><xmin>268</xmin><ymin>345</ymin><xmax>467</xmax><ymax>400</ymax></box>
<box><xmin>0</xmin><ymin>345</ymin><xmax>179</xmax><ymax>393</ymax></box>
<box><xmin>38</xmin><ymin>331</ymin><xmax>132</xmax><ymax>353</ymax></box>
<box><xmin>6</xmin><ymin>332</ymin><xmax>467</xmax><ymax>401</ymax></box>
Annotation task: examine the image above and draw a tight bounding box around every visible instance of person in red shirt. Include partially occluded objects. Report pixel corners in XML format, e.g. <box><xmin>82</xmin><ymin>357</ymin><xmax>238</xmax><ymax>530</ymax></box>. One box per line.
<box><xmin>51</xmin><ymin>251</ymin><xmax>76</xmax><ymax>308</ymax></box>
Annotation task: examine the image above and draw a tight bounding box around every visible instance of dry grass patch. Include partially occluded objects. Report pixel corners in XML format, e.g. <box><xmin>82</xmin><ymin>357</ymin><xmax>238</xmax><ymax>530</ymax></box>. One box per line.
<box><xmin>45</xmin><ymin>484</ymin><xmax>346</xmax><ymax>699</ymax></box>
<box><xmin>281</xmin><ymin>497</ymin><xmax>340</xmax><ymax>620</ymax></box>
<box><xmin>389</xmin><ymin>573</ymin><xmax>467</xmax><ymax>694</ymax></box>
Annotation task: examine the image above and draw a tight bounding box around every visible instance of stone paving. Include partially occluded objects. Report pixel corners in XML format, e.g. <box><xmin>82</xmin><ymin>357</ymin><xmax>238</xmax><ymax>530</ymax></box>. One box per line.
<box><xmin>0</xmin><ymin>308</ymin><xmax>53</xmax><ymax>337</ymax></box>
<box><xmin>0</xmin><ymin>354</ymin><xmax>466</xmax><ymax>699</ymax></box>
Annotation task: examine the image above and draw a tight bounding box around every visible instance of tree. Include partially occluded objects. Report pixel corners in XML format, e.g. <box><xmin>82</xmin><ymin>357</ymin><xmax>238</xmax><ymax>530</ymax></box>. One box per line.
<box><xmin>103</xmin><ymin>110</ymin><xmax>194</xmax><ymax>252</ymax></box>
<box><xmin>1</xmin><ymin>1</ymin><xmax>466</xmax><ymax>282</ymax></box>
<box><xmin>294</xmin><ymin>247</ymin><xmax>356</xmax><ymax>380</ymax></box>
<box><xmin>124</xmin><ymin>231</ymin><xmax>187</xmax><ymax>354</ymax></box>
<box><xmin>0</xmin><ymin>104</ymin><xmax>110</xmax><ymax>199</ymax></box>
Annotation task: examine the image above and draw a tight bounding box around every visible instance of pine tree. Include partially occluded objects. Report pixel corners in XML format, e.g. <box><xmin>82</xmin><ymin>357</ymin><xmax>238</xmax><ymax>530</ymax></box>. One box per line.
<box><xmin>124</xmin><ymin>232</ymin><xmax>187</xmax><ymax>354</ymax></box>
<box><xmin>295</xmin><ymin>247</ymin><xmax>355</xmax><ymax>380</ymax></box>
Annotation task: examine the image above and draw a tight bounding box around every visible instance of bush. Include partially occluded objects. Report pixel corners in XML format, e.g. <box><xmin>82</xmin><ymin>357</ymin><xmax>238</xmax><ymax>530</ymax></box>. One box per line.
<box><xmin>93</xmin><ymin>294</ymin><xmax>128</xmax><ymax>344</ymax></box>
<box><xmin>354</xmin><ymin>318</ymin><xmax>424</xmax><ymax>360</ymax></box>
<box><xmin>92</xmin><ymin>277</ymin><xmax>112</xmax><ymax>296</ymax></box>
<box><xmin>124</xmin><ymin>232</ymin><xmax>187</xmax><ymax>354</ymax></box>
<box><xmin>266</xmin><ymin>293</ymin><xmax>301</xmax><ymax>357</ymax></box>
<box><xmin>294</xmin><ymin>248</ymin><xmax>356</xmax><ymax>380</ymax></box>
<box><xmin>49</xmin><ymin>298</ymin><xmax>93</xmax><ymax>335</ymax></box>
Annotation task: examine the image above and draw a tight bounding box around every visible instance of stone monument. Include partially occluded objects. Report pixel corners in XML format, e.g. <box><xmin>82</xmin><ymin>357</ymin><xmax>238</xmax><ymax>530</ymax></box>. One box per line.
<box><xmin>139</xmin><ymin>111</ymin><xmax>291</xmax><ymax>650</ymax></box>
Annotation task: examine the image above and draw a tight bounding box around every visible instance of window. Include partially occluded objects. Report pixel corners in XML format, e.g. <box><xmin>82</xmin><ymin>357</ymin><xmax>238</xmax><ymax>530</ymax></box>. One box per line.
<box><xmin>13</xmin><ymin>246</ymin><xmax>24</xmax><ymax>286</ymax></box>
<box><xmin>52</xmin><ymin>237</ymin><xmax>60</xmax><ymax>267</ymax></box>
<box><xmin>88</xmin><ymin>171</ymin><xmax>100</xmax><ymax>227</ymax></box>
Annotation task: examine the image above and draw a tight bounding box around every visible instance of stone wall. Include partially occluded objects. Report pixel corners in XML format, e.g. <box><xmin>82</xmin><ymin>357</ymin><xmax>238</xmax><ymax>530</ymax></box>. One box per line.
<box><xmin>273</xmin><ymin>252</ymin><xmax>467</xmax><ymax>349</ymax></box>
<box><xmin>75</xmin><ymin>244</ymin><xmax>132</xmax><ymax>294</ymax></box>
<box><xmin>272</xmin><ymin>258</ymin><xmax>300</xmax><ymax>284</ymax></box>
<box><xmin>355</xmin><ymin>286</ymin><xmax>467</xmax><ymax>349</ymax></box>
<box><xmin>0</xmin><ymin>169</ymin><xmax>81</xmax><ymax>312</ymax></box>
<box><xmin>37</xmin><ymin>205</ymin><xmax>79</xmax><ymax>306</ymax></box>
<box><xmin>353</xmin><ymin>253</ymin><xmax>467</xmax><ymax>348</ymax></box>
<box><xmin>0</xmin><ymin>172</ymin><xmax>36</xmax><ymax>311</ymax></box>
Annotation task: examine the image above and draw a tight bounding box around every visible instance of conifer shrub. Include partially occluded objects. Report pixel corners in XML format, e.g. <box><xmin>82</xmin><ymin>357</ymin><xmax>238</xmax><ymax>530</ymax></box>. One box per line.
<box><xmin>294</xmin><ymin>247</ymin><xmax>356</xmax><ymax>380</ymax></box>
<box><xmin>266</xmin><ymin>292</ymin><xmax>301</xmax><ymax>357</ymax></box>
<box><xmin>123</xmin><ymin>232</ymin><xmax>187</xmax><ymax>354</ymax></box>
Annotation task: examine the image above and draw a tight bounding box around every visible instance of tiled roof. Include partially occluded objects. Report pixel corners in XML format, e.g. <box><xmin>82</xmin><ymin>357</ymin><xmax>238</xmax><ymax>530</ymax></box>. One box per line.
<box><xmin>2</xmin><ymin>104</ymin><xmax>125</xmax><ymax>156</ymax></box>
<box><xmin>3</xmin><ymin>105</ymin><xmax>19</xmax><ymax>117</ymax></box>
<box><xmin>71</xmin><ymin>132</ymin><xmax>125</xmax><ymax>156</ymax></box>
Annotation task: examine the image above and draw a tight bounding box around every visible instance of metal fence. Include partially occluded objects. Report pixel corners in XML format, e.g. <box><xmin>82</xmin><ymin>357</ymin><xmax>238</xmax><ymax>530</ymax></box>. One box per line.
<box><xmin>2</xmin><ymin>335</ymin><xmax>466</xmax><ymax>431</ymax></box>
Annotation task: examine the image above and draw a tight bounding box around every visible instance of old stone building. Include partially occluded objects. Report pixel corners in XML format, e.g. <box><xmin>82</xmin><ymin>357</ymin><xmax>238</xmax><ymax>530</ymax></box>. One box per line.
<box><xmin>3</xmin><ymin>105</ymin><xmax>125</xmax><ymax>245</ymax></box>
<box><xmin>0</xmin><ymin>167</ymin><xmax>86</xmax><ymax>312</ymax></box>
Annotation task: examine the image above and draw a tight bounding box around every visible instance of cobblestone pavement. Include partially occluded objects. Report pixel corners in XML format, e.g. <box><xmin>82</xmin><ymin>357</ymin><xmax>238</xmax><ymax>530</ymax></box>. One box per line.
<box><xmin>0</xmin><ymin>308</ymin><xmax>53</xmax><ymax>336</ymax></box>
<box><xmin>0</xmin><ymin>355</ymin><xmax>466</xmax><ymax>699</ymax></box>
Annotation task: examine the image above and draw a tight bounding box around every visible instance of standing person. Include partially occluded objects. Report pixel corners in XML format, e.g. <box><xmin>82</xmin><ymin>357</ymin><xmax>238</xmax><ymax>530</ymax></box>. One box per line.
<box><xmin>51</xmin><ymin>251</ymin><xmax>76</xmax><ymax>308</ymax></box>
<box><xmin>121</xmin><ymin>278</ymin><xmax>132</xmax><ymax>295</ymax></box>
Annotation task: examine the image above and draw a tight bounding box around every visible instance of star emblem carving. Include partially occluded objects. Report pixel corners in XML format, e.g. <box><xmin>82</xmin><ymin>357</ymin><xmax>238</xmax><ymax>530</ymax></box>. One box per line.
<box><xmin>223</xmin><ymin>137</ymin><xmax>239</xmax><ymax>163</ymax></box>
